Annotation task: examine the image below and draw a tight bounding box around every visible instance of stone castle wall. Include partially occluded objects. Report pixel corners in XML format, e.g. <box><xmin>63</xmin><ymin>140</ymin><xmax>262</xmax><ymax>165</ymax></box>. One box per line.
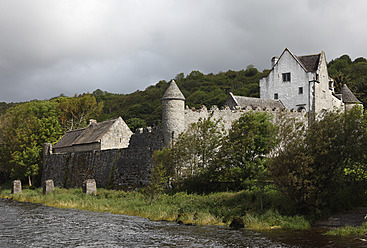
<box><xmin>43</xmin><ymin>98</ymin><xmax>307</xmax><ymax>190</ymax></box>
<box><xmin>42</xmin><ymin>127</ymin><xmax>163</xmax><ymax>189</ymax></box>
<box><xmin>184</xmin><ymin>105</ymin><xmax>308</xmax><ymax>130</ymax></box>
<box><xmin>43</xmin><ymin>105</ymin><xmax>307</xmax><ymax>190</ymax></box>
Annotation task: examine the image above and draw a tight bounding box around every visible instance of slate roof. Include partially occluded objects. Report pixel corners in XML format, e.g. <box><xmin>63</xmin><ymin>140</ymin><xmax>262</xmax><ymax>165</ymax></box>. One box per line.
<box><xmin>297</xmin><ymin>54</ymin><xmax>321</xmax><ymax>72</ymax></box>
<box><xmin>233</xmin><ymin>95</ymin><xmax>285</xmax><ymax>109</ymax></box>
<box><xmin>162</xmin><ymin>80</ymin><xmax>185</xmax><ymax>100</ymax></box>
<box><xmin>341</xmin><ymin>84</ymin><xmax>361</xmax><ymax>103</ymax></box>
<box><xmin>53</xmin><ymin>119</ymin><xmax>117</xmax><ymax>148</ymax></box>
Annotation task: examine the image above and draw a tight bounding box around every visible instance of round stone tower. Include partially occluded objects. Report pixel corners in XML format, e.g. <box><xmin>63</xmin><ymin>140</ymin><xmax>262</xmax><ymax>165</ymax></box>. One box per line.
<box><xmin>162</xmin><ymin>80</ymin><xmax>185</xmax><ymax>147</ymax></box>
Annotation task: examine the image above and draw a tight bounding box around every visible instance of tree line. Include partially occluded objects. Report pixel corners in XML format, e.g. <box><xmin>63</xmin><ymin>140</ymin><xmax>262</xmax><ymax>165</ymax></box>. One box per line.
<box><xmin>153</xmin><ymin>107</ymin><xmax>367</xmax><ymax>217</ymax></box>
<box><xmin>0</xmin><ymin>94</ymin><xmax>103</xmax><ymax>186</ymax></box>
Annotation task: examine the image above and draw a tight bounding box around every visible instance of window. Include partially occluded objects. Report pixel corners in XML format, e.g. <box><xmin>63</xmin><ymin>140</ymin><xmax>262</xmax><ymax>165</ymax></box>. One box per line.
<box><xmin>282</xmin><ymin>73</ymin><xmax>291</xmax><ymax>82</ymax></box>
<box><xmin>298</xmin><ymin>87</ymin><xmax>303</xmax><ymax>94</ymax></box>
<box><xmin>274</xmin><ymin>93</ymin><xmax>278</xmax><ymax>100</ymax></box>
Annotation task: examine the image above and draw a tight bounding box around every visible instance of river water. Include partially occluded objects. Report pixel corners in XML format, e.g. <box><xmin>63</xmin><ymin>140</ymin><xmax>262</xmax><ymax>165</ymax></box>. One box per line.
<box><xmin>0</xmin><ymin>198</ymin><xmax>366</xmax><ymax>248</ymax></box>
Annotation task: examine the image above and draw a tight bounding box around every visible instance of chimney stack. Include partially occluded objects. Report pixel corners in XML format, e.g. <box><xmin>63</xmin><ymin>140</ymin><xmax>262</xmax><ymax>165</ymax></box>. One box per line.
<box><xmin>271</xmin><ymin>56</ymin><xmax>279</xmax><ymax>68</ymax></box>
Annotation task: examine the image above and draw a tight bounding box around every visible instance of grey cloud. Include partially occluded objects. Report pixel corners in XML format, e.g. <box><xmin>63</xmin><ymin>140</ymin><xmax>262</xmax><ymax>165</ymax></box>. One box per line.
<box><xmin>0</xmin><ymin>0</ymin><xmax>366</xmax><ymax>102</ymax></box>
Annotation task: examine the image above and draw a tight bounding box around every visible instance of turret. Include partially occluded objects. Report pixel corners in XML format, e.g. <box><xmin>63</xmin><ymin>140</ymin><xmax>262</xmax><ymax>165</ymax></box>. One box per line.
<box><xmin>341</xmin><ymin>84</ymin><xmax>362</xmax><ymax>111</ymax></box>
<box><xmin>162</xmin><ymin>80</ymin><xmax>185</xmax><ymax>147</ymax></box>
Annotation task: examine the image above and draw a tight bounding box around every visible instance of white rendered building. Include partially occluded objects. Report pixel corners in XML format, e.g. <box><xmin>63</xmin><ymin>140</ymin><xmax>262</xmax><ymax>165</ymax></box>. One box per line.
<box><xmin>259</xmin><ymin>48</ymin><xmax>356</xmax><ymax>114</ymax></box>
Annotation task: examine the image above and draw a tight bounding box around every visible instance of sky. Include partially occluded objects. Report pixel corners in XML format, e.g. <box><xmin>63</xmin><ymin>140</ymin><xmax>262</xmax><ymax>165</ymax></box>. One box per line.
<box><xmin>0</xmin><ymin>0</ymin><xmax>367</xmax><ymax>102</ymax></box>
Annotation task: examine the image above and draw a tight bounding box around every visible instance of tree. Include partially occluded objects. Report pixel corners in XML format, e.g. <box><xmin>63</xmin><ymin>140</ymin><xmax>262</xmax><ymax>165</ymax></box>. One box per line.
<box><xmin>332</xmin><ymin>72</ymin><xmax>350</xmax><ymax>93</ymax></box>
<box><xmin>215</xmin><ymin>112</ymin><xmax>278</xmax><ymax>186</ymax></box>
<box><xmin>152</xmin><ymin>116</ymin><xmax>224</xmax><ymax>192</ymax></box>
<box><xmin>269</xmin><ymin>113</ymin><xmax>314</xmax><ymax>213</ymax></box>
<box><xmin>140</xmin><ymin>163</ymin><xmax>168</xmax><ymax>205</ymax></box>
<box><xmin>167</xmin><ymin>117</ymin><xmax>224</xmax><ymax>179</ymax></box>
<box><xmin>270</xmin><ymin>107</ymin><xmax>367</xmax><ymax>216</ymax></box>
<box><xmin>0</xmin><ymin>101</ymin><xmax>63</xmax><ymax>186</ymax></box>
<box><xmin>244</xmin><ymin>65</ymin><xmax>259</xmax><ymax>77</ymax></box>
<box><xmin>154</xmin><ymin>112</ymin><xmax>278</xmax><ymax>192</ymax></box>
<box><xmin>126</xmin><ymin>118</ymin><xmax>146</xmax><ymax>132</ymax></box>
<box><xmin>56</xmin><ymin>93</ymin><xmax>103</xmax><ymax>131</ymax></box>
<box><xmin>328</xmin><ymin>54</ymin><xmax>367</xmax><ymax>107</ymax></box>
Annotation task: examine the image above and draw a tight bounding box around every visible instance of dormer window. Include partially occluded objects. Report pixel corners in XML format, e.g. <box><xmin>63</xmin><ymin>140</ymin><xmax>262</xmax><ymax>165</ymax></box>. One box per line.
<box><xmin>282</xmin><ymin>73</ymin><xmax>291</xmax><ymax>82</ymax></box>
<box><xmin>274</xmin><ymin>93</ymin><xmax>279</xmax><ymax>99</ymax></box>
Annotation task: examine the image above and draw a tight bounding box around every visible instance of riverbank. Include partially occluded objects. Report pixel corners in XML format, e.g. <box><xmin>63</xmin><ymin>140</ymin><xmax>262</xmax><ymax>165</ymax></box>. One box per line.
<box><xmin>0</xmin><ymin>187</ymin><xmax>309</xmax><ymax>231</ymax></box>
<box><xmin>313</xmin><ymin>207</ymin><xmax>367</xmax><ymax>236</ymax></box>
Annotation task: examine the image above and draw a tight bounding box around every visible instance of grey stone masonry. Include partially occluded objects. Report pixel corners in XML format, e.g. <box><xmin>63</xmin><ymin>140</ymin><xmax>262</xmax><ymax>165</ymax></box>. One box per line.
<box><xmin>83</xmin><ymin>179</ymin><xmax>97</xmax><ymax>195</ymax></box>
<box><xmin>43</xmin><ymin>127</ymin><xmax>163</xmax><ymax>190</ymax></box>
<box><xmin>43</xmin><ymin>179</ymin><xmax>55</xmax><ymax>194</ymax></box>
<box><xmin>162</xmin><ymin>80</ymin><xmax>186</xmax><ymax>147</ymax></box>
<box><xmin>11</xmin><ymin>180</ymin><xmax>21</xmax><ymax>194</ymax></box>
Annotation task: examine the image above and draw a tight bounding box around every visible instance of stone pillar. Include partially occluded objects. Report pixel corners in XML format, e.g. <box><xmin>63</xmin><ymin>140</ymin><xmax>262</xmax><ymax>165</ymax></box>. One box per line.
<box><xmin>43</xmin><ymin>143</ymin><xmax>52</xmax><ymax>157</ymax></box>
<box><xmin>11</xmin><ymin>180</ymin><xmax>22</xmax><ymax>194</ymax></box>
<box><xmin>42</xmin><ymin>143</ymin><xmax>53</xmax><ymax>190</ymax></box>
<box><xmin>83</xmin><ymin>179</ymin><xmax>97</xmax><ymax>195</ymax></box>
<box><xmin>43</xmin><ymin>179</ymin><xmax>55</xmax><ymax>195</ymax></box>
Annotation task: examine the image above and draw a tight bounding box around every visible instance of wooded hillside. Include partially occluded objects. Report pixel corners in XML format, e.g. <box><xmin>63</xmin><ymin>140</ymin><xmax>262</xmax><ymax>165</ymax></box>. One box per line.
<box><xmin>0</xmin><ymin>54</ymin><xmax>366</xmax><ymax>131</ymax></box>
<box><xmin>93</xmin><ymin>65</ymin><xmax>268</xmax><ymax>130</ymax></box>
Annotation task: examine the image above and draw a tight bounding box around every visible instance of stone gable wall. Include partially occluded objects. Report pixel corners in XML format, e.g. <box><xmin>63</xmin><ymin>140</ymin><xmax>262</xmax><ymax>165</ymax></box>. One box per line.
<box><xmin>100</xmin><ymin>117</ymin><xmax>133</xmax><ymax>150</ymax></box>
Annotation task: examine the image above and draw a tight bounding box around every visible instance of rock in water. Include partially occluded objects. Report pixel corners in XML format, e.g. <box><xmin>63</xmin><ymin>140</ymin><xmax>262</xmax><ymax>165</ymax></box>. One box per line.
<box><xmin>229</xmin><ymin>218</ymin><xmax>245</xmax><ymax>229</ymax></box>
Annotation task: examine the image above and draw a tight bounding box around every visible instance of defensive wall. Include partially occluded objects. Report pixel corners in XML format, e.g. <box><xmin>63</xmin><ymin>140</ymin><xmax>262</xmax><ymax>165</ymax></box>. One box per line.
<box><xmin>42</xmin><ymin>104</ymin><xmax>307</xmax><ymax>189</ymax></box>
<box><xmin>184</xmin><ymin>105</ymin><xmax>307</xmax><ymax>131</ymax></box>
<box><xmin>42</xmin><ymin>126</ymin><xmax>163</xmax><ymax>189</ymax></box>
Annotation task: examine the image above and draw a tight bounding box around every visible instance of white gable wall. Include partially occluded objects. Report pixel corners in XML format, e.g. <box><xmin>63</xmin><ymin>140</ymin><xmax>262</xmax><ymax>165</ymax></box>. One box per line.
<box><xmin>260</xmin><ymin>49</ymin><xmax>344</xmax><ymax>114</ymax></box>
<box><xmin>313</xmin><ymin>52</ymin><xmax>343</xmax><ymax>113</ymax></box>
<box><xmin>260</xmin><ymin>49</ymin><xmax>312</xmax><ymax>112</ymax></box>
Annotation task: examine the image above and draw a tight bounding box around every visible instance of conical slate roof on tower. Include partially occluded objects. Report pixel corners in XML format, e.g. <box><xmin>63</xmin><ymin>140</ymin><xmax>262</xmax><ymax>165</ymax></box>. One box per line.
<box><xmin>162</xmin><ymin>80</ymin><xmax>185</xmax><ymax>101</ymax></box>
<box><xmin>341</xmin><ymin>84</ymin><xmax>361</xmax><ymax>103</ymax></box>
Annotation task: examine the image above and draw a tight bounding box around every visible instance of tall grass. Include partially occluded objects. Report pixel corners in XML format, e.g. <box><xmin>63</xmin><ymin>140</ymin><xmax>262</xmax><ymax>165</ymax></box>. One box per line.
<box><xmin>0</xmin><ymin>187</ymin><xmax>309</xmax><ymax>230</ymax></box>
<box><xmin>326</xmin><ymin>222</ymin><xmax>367</xmax><ymax>236</ymax></box>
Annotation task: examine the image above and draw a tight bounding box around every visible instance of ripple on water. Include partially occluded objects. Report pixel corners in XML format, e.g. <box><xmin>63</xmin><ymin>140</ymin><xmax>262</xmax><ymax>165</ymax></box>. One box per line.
<box><xmin>1</xmin><ymin>198</ymin><xmax>366</xmax><ymax>248</ymax></box>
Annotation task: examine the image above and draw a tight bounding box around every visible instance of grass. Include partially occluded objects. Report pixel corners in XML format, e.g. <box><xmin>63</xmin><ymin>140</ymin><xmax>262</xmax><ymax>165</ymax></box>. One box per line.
<box><xmin>0</xmin><ymin>187</ymin><xmax>310</xmax><ymax>231</ymax></box>
<box><xmin>325</xmin><ymin>222</ymin><xmax>367</xmax><ymax>236</ymax></box>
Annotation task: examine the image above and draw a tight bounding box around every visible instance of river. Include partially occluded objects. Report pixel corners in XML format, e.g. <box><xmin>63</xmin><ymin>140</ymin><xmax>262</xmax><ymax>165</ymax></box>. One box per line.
<box><xmin>0</xmin><ymin>198</ymin><xmax>366</xmax><ymax>247</ymax></box>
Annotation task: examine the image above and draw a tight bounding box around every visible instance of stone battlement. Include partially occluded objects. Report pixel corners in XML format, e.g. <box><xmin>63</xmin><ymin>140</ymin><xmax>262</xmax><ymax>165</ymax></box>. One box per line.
<box><xmin>135</xmin><ymin>125</ymin><xmax>160</xmax><ymax>134</ymax></box>
<box><xmin>182</xmin><ymin>104</ymin><xmax>307</xmax><ymax>131</ymax></box>
<box><xmin>185</xmin><ymin>104</ymin><xmax>307</xmax><ymax>114</ymax></box>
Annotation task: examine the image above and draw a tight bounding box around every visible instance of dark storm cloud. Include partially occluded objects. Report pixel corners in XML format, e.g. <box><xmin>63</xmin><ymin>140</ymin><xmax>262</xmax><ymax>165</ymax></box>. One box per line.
<box><xmin>0</xmin><ymin>0</ymin><xmax>366</xmax><ymax>102</ymax></box>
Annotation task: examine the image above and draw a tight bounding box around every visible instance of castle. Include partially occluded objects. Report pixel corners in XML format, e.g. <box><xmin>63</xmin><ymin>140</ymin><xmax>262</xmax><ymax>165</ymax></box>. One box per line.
<box><xmin>42</xmin><ymin>48</ymin><xmax>361</xmax><ymax>189</ymax></box>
